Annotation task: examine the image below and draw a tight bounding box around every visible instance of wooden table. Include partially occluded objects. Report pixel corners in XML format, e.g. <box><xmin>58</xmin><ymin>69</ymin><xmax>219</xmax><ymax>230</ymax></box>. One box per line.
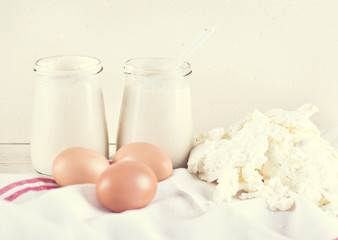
<box><xmin>2</xmin><ymin>129</ymin><xmax>338</xmax><ymax>174</ymax></box>
<box><xmin>0</xmin><ymin>144</ymin><xmax>116</xmax><ymax>174</ymax></box>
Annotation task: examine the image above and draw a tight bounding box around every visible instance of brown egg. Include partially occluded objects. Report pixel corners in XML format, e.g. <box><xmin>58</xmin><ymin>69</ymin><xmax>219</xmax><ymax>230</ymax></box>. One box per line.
<box><xmin>113</xmin><ymin>142</ymin><xmax>173</xmax><ymax>181</ymax></box>
<box><xmin>96</xmin><ymin>160</ymin><xmax>157</xmax><ymax>213</ymax></box>
<box><xmin>52</xmin><ymin>147</ymin><xmax>109</xmax><ymax>187</ymax></box>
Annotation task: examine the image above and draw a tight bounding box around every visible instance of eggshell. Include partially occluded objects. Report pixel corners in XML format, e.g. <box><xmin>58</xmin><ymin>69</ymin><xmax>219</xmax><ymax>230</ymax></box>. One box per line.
<box><xmin>113</xmin><ymin>142</ymin><xmax>173</xmax><ymax>181</ymax></box>
<box><xmin>96</xmin><ymin>160</ymin><xmax>157</xmax><ymax>213</ymax></box>
<box><xmin>52</xmin><ymin>147</ymin><xmax>109</xmax><ymax>187</ymax></box>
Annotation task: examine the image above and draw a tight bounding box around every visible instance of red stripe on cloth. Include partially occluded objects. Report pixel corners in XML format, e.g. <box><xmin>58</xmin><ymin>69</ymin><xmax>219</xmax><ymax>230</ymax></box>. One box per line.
<box><xmin>4</xmin><ymin>185</ymin><xmax>60</xmax><ymax>201</ymax></box>
<box><xmin>0</xmin><ymin>177</ymin><xmax>58</xmax><ymax>196</ymax></box>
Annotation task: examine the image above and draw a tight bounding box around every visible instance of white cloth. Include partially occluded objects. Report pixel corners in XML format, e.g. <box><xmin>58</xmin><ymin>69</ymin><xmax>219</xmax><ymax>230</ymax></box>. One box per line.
<box><xmin>1</xmin><ymin>129</ymin><xmax>338</xmax><ymax>240</ymax></box>
<box><xmin>0</xmin><ymin>169</ymin><xmax>338</xmax><ymax>240</ymax></box>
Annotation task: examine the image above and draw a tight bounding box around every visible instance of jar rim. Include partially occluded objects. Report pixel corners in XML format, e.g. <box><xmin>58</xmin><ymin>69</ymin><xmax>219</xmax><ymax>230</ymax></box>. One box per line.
<box><xmin>34</xmin><ymin>55</ymin><xmax>103</xmax><ymax>76</ymax></box>
<box><xmin>124</xmin><ymin>57</ymin><xmax>192</xmax><ymax>77</ymax></box>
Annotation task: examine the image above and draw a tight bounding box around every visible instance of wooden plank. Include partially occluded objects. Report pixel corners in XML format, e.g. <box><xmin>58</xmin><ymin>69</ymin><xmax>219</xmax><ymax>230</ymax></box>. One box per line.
<box><xmin>0</xmin><ymin>144</ymin><xmax>33</xmax><ymax>173</ymax></box>
<box><xmin>0</xmin><ymin>144</ymin><xmax>116</xmax><ymax>174</ymax></box>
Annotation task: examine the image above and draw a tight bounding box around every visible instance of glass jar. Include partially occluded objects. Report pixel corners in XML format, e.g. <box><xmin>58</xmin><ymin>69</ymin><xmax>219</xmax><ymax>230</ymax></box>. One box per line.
<box><xmin>116</xmin><ymin>58</ymin><xmax>193</xmax><ymax>168</ymax></box>
<box><xmin>31</xmin><ymin>55</ymin><xmax>109</xmax><ymax>175</ymax></box>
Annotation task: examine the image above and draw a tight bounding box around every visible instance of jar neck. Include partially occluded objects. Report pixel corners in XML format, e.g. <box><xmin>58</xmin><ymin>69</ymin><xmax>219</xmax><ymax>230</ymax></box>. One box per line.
<box><xmin>34</xmin><ymin>55</ymin><xmax>103</xmax><ymax>79</ymax></box>
<box><xmin>124</xmin><ymin>57</ymin><xmax>192</xmax><ymax>81</ymax></box>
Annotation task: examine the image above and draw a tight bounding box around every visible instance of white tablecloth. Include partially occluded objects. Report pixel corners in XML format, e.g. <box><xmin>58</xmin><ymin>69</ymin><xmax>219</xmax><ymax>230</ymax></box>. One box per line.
<box><xmin>1</xmin><ymin>129</ymin><xmax>338</xmax><ymax>240</ymax></box>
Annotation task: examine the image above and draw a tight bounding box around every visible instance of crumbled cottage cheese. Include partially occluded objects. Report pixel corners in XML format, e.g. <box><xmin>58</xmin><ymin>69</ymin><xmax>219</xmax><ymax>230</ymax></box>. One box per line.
<box><xmin>188</xmin><ymin>104</ymin><xmax>338</xmax><ymax>215</ymax></box>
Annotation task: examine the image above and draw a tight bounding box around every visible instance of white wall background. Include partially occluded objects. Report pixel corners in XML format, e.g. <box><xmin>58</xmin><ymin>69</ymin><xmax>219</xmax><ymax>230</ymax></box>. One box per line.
<box><xmin>1</xmin><ymin>0</ymin><xmax>338</xmax><ymax>144</ymax></box>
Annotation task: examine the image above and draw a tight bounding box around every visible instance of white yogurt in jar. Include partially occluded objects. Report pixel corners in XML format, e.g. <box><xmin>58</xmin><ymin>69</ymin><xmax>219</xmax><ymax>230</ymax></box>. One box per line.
<box><xmin>31</xmin><ymin>56</ymin><xmax>109</xmax><ymax>175</ymax></box>
<box><xmin>116</xmin><ymin>58</ymin><xmax>193</xmax><ymax>168</ymax></box>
